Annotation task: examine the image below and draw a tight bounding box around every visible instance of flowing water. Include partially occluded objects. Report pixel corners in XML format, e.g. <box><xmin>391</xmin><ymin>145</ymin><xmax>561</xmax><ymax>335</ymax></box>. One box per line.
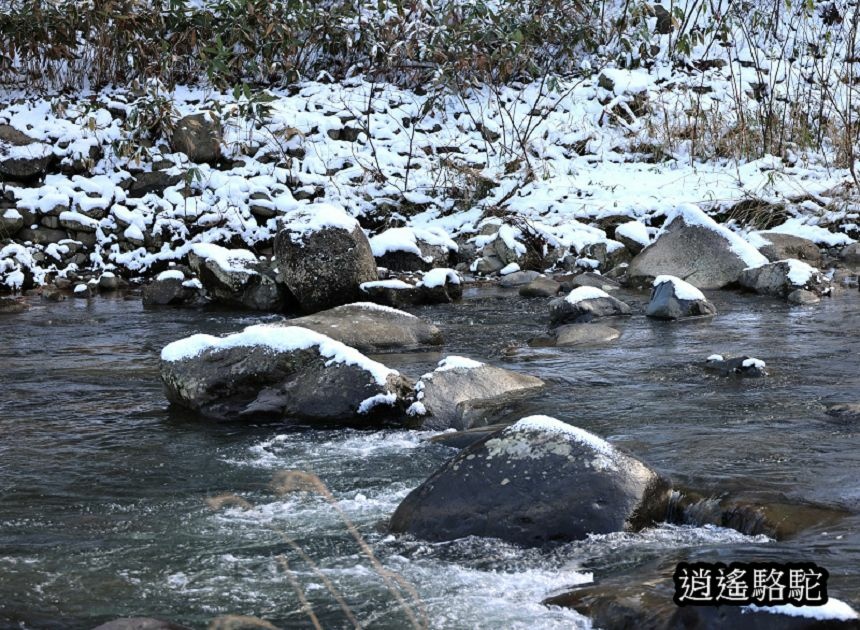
<box><xmin>1</xmin><ymin>286</ymin><xmax>859</xmax><ymax>629</ymax></box>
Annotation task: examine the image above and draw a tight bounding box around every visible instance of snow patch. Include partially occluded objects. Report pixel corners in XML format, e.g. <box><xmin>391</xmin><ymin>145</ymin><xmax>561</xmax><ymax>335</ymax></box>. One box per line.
<box><xmin>564</xmin><ymin>286</ymin><xmax>610</xmax><ymax>304</ymax></box>
<box><xmin>281</xmin><ymin>203</ymin><xmax>359</xmax><ymax>244</ymax></box>
<box><xmin>435</xmin><ymin>356</ymin><xmax>485</xmax><ymax>372</ymax></box>
<box><xmin>615</xmin><ymin>220</ymin><xmax>650</xmax><ymax>246</ymax></box>
<box><xmin>507</xmin><ymin>415</ymin><xmax>615</xmax><ymax>457</ymax></box>
<box><xmin>746</xmin><ymin>598</ymin><xmax>859</xmax><ymax>621</ymax></box>
<box><xmin>653</xmin><ymin>275</ymin><xmax>706</xmax><ymax>301</ymax></box>
<box><xmin>784</xmin><ymin>259</ymin><xmax>816</xmax><ymax>286</ymax></box>
<box><xmin>499</xmin><ymin>262</ymin><xmax>521</xmax><ymax>275</ymax></box>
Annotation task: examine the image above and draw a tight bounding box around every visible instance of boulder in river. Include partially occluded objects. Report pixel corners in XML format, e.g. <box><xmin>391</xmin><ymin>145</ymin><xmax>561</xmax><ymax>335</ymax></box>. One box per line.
<box><xmin>289</xmin><ymin>302</ymin><xmax>442</xmax><ymax>353</ymax></box>
<box><xmin>529</xmin><ymin>323</ymin><xmax>620</xmax><ymax>347</ymax></box>
<box><xmin>406</xmin><ymin>356</ymin><xmax>545</xmax><ymax>431</ymax></box>
<box><xmin>274</xmin><ymin>203</ymin><xmax>379</xmax><ymax>313</ymax></box>
<box><xmin>645</xmin><ymin>275</ymin><xmax>717</xmax><ymax>320</ymax></box>
<box><xmin>627</xmin><ymin>204</ymin><xmax>769</xmax><ymax>289</ymax></box>
<box><xmin>142</xmin><ymin>270</ymin><xmax>205</xmax><ymax>307</ymax></box>
<box><xmin>738</xmin><ymin>259</ymin><xmax>830</xmax><ymax>303</ymax></box>
<box><xmin>703</xmin><ymin>354</ymin><xmax>768</xmax><ymax>378</ymax></box>
<box><xmin>519</xmin><ymin>276</ymin><xmax>561</xmax><ymax>298</ymax></box>
<box><xmin>359</xmin><ymin>268</ymin><xmax>462</xmax><ymax>307</ymax></box>
<box><xmin>188</xmin><ymin>243</ymin><xmax>286</xmax><ymax>311</ymax></box>
<box><xmin>160</xmin><ymin>325</ymin><xmax>412</xmax><ymax>422</ymax></box>
<box><xmin>549</xmin><ymin>286</ymin><xmax>631</xmax><ymax>325</ymax></box>
<box><xmin>390</xmin><ymin>415</ymin><xmax>671</xmax><ymax>546</ymax></box>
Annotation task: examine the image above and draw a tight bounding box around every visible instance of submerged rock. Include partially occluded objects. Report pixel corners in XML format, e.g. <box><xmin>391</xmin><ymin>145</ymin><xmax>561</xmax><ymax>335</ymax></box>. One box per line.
<box><xmin>359</xmin><ymin>268</ymin><xmax>462</xmax><ymax>307</ymax></box>
<box><xmin>519</xmin><ymin>276</ymin><xmax>561</xmax><ymax>298</ymax></box>
<box><xmin>289</xmin><ymin>302</ymin><xmax>442</xmax><ymax>353</ymax></box>
<box><xmin>529</xmin><ymin>323</ymin><xmax>620</xmax><ymax>347</ymax></box>
<box><xmin>825</xmin><ymin>403</ymin><xmax>860</xmax><ymax>422</ymax></box>
<box><xmin>406</xmin><ymin>356</ymin><xmax>545</xmax><ymax>431</ymax></box>
<box><xmin>274</xmin><ymin>204</ymin><xmax>378</xmax><ymax>313</ymax></box>
<box><xmin>160</xmin><ymin>325</ymin><xmax>412</xmax><ymax>422</ymax></box>
<box><xmin>738</xmin><ymin>259</ymin><xmax>830</xmax><ymax>301</ymax></box>
<box><xmin>645</xmin><ymin>275</ymin><xmax>717</xmax><ymax>320</ymax></box>
<box><xmin>188</xmin><ymin>243</ymin><xmax>286</xmax><ymax>311</ymax></box>
<box><xmin>390</xmin><ymin>415</ymin><xmax>671</xmax><ymax>546</ymax></box>
<box><xmin>93</xmin><ymin>619</ymin><xmax>192</xmax><ymax>630</ymax></box>
<box><xmin>627</xmin><ymin>203</ymin><xmax>768</xmax><ymax>289</ymax></box>
<box><xmin>549</xmin><ymin>286</ymin><xmax>631</xmax><ymax>325</ymax></box>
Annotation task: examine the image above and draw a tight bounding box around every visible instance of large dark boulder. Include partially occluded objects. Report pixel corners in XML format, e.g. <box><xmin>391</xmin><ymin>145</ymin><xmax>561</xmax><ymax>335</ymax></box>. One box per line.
<box><xmin>142</xmin><ymin>270</ymin><xmax>205</xmax><ymax>307</ymax></box>
<box><xmin>627</xmin><ymin>204</ymin><xmax>768</xmax><ymax>289</ymax></box>
<box><xmin>275</xmin><ymin>204</ymin><xmax>379</xmax><ymax>313</ymax></box>
<box><xmin>170</xmin><ymin>113</ymin><xmax>221</xmax><ymax>164</ymax></box>
<box><xmin>549</xmin><ymin>286</ymin><xmax>631</xmax><ymax>325</ymax></box>
<box><xmin>390</xmin><ymin>415</ymin><xmax>671</xmax><ymax>546</ymax></box>
<box><xmin>289</xmin><ymin>302</ymin><xmax>443</xmax><ymax>353</ymax></box>
<box><xmin>406</xmin><ymin>357</ymin><xmax>545</xmax><ymax>430</ymax></box>
<box><xmin>160</xmin><ymin>325</ymin><xmax>412</xmax><ymax>422</ymax></box>
<box><xmin>646</xmin><ymin>275</ymin><xmax>717</xmax><ymax>320</ymax></box>
<box><xmin>0</xmin><ymin>124</ymin><xmax>52</xmax><ymax>180</ymax></box>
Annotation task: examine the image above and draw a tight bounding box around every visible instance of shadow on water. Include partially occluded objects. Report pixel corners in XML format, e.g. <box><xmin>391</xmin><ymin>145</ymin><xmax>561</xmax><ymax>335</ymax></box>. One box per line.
<box><xmin>0</xmin><ymin>286</ymin><xmax>858</xmax><ymax>628</ymax></box>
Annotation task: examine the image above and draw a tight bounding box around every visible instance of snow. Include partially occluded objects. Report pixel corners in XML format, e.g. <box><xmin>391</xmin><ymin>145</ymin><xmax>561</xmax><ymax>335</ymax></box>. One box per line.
<box><xmin>73</xmin><ymin>283</ymin><xmax>88</xmax><ymax>294</ymax></box>
<box><xmin>281</xmin><ymin>203</ymin><xmax>359</xmax><ymax>244</ymax></box>
<box><xmin>499</xmin><ymin>263</ymin><xmax>521</xmax><ymax>275</ymax></box>
<box><xmin>406</xmin><ymin>401</ymin><xmax>427</xmax><ymax>416</ymax></box>
<box><xmin>653</xmin><ymin>275</ymin><xmax>706</xmax><ymax>301</ymax></box>
<box><xmin>742</xmin><ymin>358</ymin><xmax>766</xmax><ymax>369</ymax></box>
<box><xmin>746</xmin><ymin>598</ymin><xmax>859</xmax><ymax>621</ymax></box>
<box><xmin>182</xmin><ymin>278</ymin><xmax>203</xmax><ymax>289</ymax></box>
<box><xmin>435</xmin><ymin>356</ymin><xmax>485</xmax><ymax>372</ymax></box>
<box><xmin>784</xmin><ymin>259</ymin><xmax>817</xmax><ymax>286</ymax></box>
<box><xmin>507</xmin><ymin>415</ymin><xmax>615</xmax><ymax>456</ymax></box>
<box><xmin>664</xmin><ymin>204</ymin><xmax>769</xmax><ymax>269</ymax></box>
<box><xmin>3</xmin><ymin>209</ymin><xmax>22</xmax><ymax>220</ymax></box>
<box><xmin>357</xmin><ymin>392</ymin><xmax>398</xmax><ymax>414</ymax></box>
<box><xmin>156</xmin><ymin>269</ymin><xmax>185</xmax><ymax>281</ymax></box>
<box><xmin>190</xmin><ymin>243</ymin><xmax>257</xmax><ymax>273</ymax></box>
<box><xmin>564</xmin><ymin>286</ymin><xmax>610</xmax><ymax>304</ymax></box>
<box><xmin>346</xmin><ymin>302</ymin><xmax>417</xmax><ymax>318</ymax></box>
<box><xmin>615</xmin><ymin>220</ymin><xmax>650</xmax><ymax>247</ymax></box>
<box><xmin>360</xmin><ymin>279</ymin><xmax>413</xmax><ymax>290</ymax></box>
<box><xmin>707</xmin><ymin>354</ymin><xmax>724</xmax><ymax>362</ymax></box>
<box><xmin>420</xmin><ymin>268</ymin><xmax>460</xmax><ymax>288</ymax></box>
<box><xmin>160</xmin><ymin>325</ymin><xmax>398</xmax><ymax>386</ymax></box>
<box><xmin>767</xmin><ymin>219</ymin><xmax>854</xmax><ymax>247</ymax></box>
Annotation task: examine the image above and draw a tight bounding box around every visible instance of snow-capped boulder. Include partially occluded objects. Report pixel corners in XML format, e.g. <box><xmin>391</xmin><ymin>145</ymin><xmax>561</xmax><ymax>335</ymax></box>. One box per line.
<box><xmin>274</xmin><ymin>203</ymin><xmax>378</xmax><ymax>313</ymax></box>
<box><xmin>142</xmin><ymin>270</ymin><xmax>205</xmax><ymax>307</ymax></box>
<box><xmin>160</xmin><ymin>325</ymin><xmax>412</xmax><ymax>422</ymax></box>
<box><xmin>359</xmin><ymin>268</ymin><xmax>462</xmax><ymax>307</ymax></box>
<box><xmin>703</xmin><ymin>354</ymin><xmax>768</xmax><ymax>378</ymax></box>
<box><xmin>752</xmin><ymin>231</ymin><xmax>821</xmax><ymax>264</ymax></box>
<box><xmin>499</xmin><ymin>269</ymin><xmax>541</xmax><ymax>287</ymax></box>
<box><xmin>549</xmin><ymin>286</ymin><xmax>631</xmax><ymax>325</ymax></box>
<box><xmin>389</xmin><ymin>416</ymin><xmax>672</xmax><ymax>546</ymax></box>
<box><xmin>289</xmin><ymin>302</ymin><xmax>442</xmax><ymax>353</ymax></box>
<box><xmin>406</xmin><ymin>357</ymin><xmax>545</xmax><ymax>431</ymax></box>
<box><xmin>0</xmin><ymin>124</ymin><xmax>52</xmax><ymax>180</ymax></box>
<box><xmin>188</xmin><ymin>243</ymin><xmax>285</xmax><ymax>311</ymax></box>
<box><xmin>645</xmin><ymin>275</ymin><xmax>717</xmax><ymax>320</ymax></box>
<box><xmin>738</xmin><ymin>259</ymin><xmax>830</xmax><ymax>303</ymax></box>
<box><xmin>614</xmin><ymin>220</ymin><xmax>650</xmax><ymax>255</ymax></box>
<box><xmin>627</xmin><ymin>204</ymin><xmax>769</xmax><ymax>289</ymax></box>
<box><xmin>170</xmin><ymin>113</ymin><xmax>222</xmax><ymax>164</ymax></box>
<box><xmin>369</xmin><ymin>226</ymin><xmax>458</xmax><ymax>271</ymax></box>
<box><xmin>0</xmin><ymin>209</ymin><xmax>24</xmax><ymax>235</ymax></box>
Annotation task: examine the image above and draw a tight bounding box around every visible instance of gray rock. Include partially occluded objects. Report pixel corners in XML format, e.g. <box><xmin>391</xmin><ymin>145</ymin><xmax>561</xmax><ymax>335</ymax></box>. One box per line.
<box><xmin>142</xmin><ymin>276</ymin><xmax>204</xmax><ymax>307</ymax></box>
<box><xmin>98</xmin><ymin>272</ymin><xmax>120</xmax><ymax>291</ymax></box>
<box><xmin>738</xmin><ymin>259</ymin><xmax>830</xmax><ymax>299</ymax></box>
<box><xmin>428</xmin><ymin>423</ymin><xmax>510</xmax><ymax>449</ymax></box>
<box><xmin>160</xmin><ymin>326</ymin><xmax>412</xmax><ymax>422</ymax></box>
<box><xmin>170</xmin><ymin>113</ymin><xmax>221</xmax><ymax>164</ymax></box>
<box><xmin>645</xmin><ymin>276</ymin><xmax>717</xmax><ymax>320</ymax></box>
<box><xmin>839</xmin><ymin>242</ymin><xmax>860</xmax><ymax>266</ymax></box>
<box><xmin>126</xmin><ymin>170</ymin><xmax>182</xmax><ymax>198</ymax></box>
<box><xmin>289</xmin><ymin>302</ymin><xmax>442</xmax><ymax>353</ymax></box>
<box><xmin>188</xmin><ymin>245</ymin><xmax>286</xmax><ymax>311</ymax></box>
<box><xmin>359</xmin><ymin>269</ymin><xmax>463</xmax><ymax>307</ymax></box>
<box><xmin>0</xmin><ymin>124</ymin><xmax>52</xmax><ymax>180</ymax></box>
<box><xmin>756</xmin><ymin>231</ymin><xmax>821</xmax><ymax>264</ymax></box>
<box><xmin>59</xmin><ymin>212</ymin><xmax>98</xmax><ymax>233</ymax></box>
<box><xmin>275</xmin><ymin>207</ymin><xmax>379</xmax><ymax>313</ymax></box>
<box><xmin>826</xmin><ymin>403</ymin><xmax>860</xmax><ymax>421</ymax></box>
<box><xmin>390</xmin><ymin>416</ymin><xmax>672</xmax><ymax>546</ymax></box>
<box><xmin>92</xmin><ymin>618</ymin><xmax>192</xmax><ymax>630</ymax></box>
<box><xmin>409</xmin><ymin>358</ymin><xmax>545</xmax><ymax>431</ymax></box>
<box><xmin>519</xmin><ymin>276</ymin><xmax>561</xmax><ymax>298</ymax></box>
<box><xmin>560</xmin><ymin>271</ymin><xmax>621</xmax><ymax>292</ymax></box>
<box><xmin>471</xmin><ymin>255</ymin><xmax>506</xmax><ymax>275</ymax></box>
<box><xmin>549</xmin><ymin>288</ymin><xmax>631</xmax><ymax>325</ymax></box>
<box><xmin>703</xmin><ymin>355</ymin><xmax>767</xmax><ymax>378</ymax></box>
<box><xmin>18</xmin><ymin>226</ymin><xmax>68</xmax><ymax>245</ymax></box>
<box><xmin>0</xmin><ymin>296</ymin><xmax>28</xmax><ymax>313</ymax></box>
<box><xmin>553</xmin><ymin>323</ymin><xmax>620</xmax><ymax>346</ymax></box>
<box><xmin>628</xmin><ymin>209</ymin><xmax>768</xmax><ymax>288</ymax></box>
<box><xmin>499</xmin><ymin>270</ymin><xmax>541</xmax><ymax>287</ymax></box>
<box><xmin>787</xmin><ymin>288</ymin><xmax>820</xmax><ymax>304</ymax></box>
<box><xmin>73</xmin><ymin>284</ymin><xmax>92</xmax><ymax>299</ymax></box>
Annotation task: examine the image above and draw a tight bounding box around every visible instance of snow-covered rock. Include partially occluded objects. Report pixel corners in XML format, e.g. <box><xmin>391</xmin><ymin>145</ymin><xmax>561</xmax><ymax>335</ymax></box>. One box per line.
<box><xmin>0</xmin><ymin>209</ymin><xmax>24</xmax><ymax>235</ymax></box>
<box><xmin>549</xmin><ymin>286</ymin><xmax>632</xmax><ymax>325</ymax></box>
<box><xmin>288</xmin><ymin>302</ymin><xmax>443</xmax><ymax>353</ymax></box>
<box><xmin>406</xmin><ymin>356</ymin><xmax>545</xmax><ymax>431</ymax></box>
<box><xmin>738</xmin><ymin>259</ymin><xmax>830</xmax><ymax>303</ymax></box>
<box><xmin>519</xmin><ymin>276</ymin><xmax>561</xmax><ymax>298</ymax></box>
<box><xmin>369</xmin><ymin>226</ymin><xmax>458</xmax><ymax>271</ymax></box>
<box><xmin>360</xmin><ymin>268</ymin><xmax>462</xmax><ymax>307</ymax></box>
<box><xmin>142</xmin><ymin>270</ymin><xmax>205</xmax><ymax>307</ymax></box>
<box><xmin>614</xmin><ymin>220</ymin><xmax>650</xmax><ymax>254</ymax></box>
<box><xmin>274</xmin><ymin>203</ymin><xmax>378</xmax><ymax>313</ymax></box>
<box><xmin>530</xmin><ymin>323</ymin><xmax>621</xmax><ymax>347</ymax></box>
<box><xmin>390</xmin><ymin>415</ymin><xmax>672</xmax><ymax>546</ymax></box>
<box><xmin>160</xmin><ymin>325</ymin><xmax>412</xmax><ymax>422</ymax></box>
<box><xmin>628</xmin><ymin>204</ymin><xmax>769</xmax><ymax>289</ymax></box>
<box><xmin>646</xmin><ymin>275</ymin><xmax>717</xmax><ymax>320</ymax></box>
<box><xmin>0</xmin><ymin>124</ymin><xmax>52</xmax><ymax>180</ymax></box>
<box><xmin>703</xmin><ymin>355</ymin><xmax>768</xmax><ymax>378</ymax></box>
<box><xmin>188</xmin><ymin>243</ymin><xmax>285</xmax><ymax>311</ymax></box>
